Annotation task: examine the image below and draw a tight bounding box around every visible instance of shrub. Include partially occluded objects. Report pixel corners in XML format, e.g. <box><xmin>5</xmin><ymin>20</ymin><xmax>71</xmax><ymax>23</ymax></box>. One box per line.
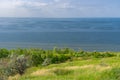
<box><xmin>5</xmin><ymin>54</ymin><xmax>31</xmax><ymax>76</ymax></box>
<box><xmin>31</xmin><ymin>51</ymin><xmax>44</xmax><ymax>66</ymax></box>
<box><xmin>14</xmin><ymin>55</ymin><xmax>30</xmax><ymax>75</ymax></box>
<box><xmin>91</xmin><ymin>51</ymin><xmax>102</xmax><ymax>58</ymax></box>
<box><xmin>0</xmin><ymin>48</ymin><xmax>10</xmax><ymax>58</ymax></box>
<box><xmin>102</xmin><ymin>52</ymin><xmax>115</xmax><ymax>57</ymax></box>
<box><xmin>31</xmin><ymin>48</ymin><xmax>73</xmax><ymax>66</ymax></box>
<box><xmin>0</xmin><ymin>69</ymin><xmax>8</xmax><ymax>80</ymax></box>
<box><xmin>51</xmin><ymin>54</ymin><xmax>60</xmax><ymax>63</ymax></box>
<box><xmin>60</xmin><ymin>54</ymin><xmax>71</xmax><ymax>62</ymax></box>
<box><xmin>74</xmin><ymin>50</ymin><xmax>86</xmax><ymax>57</ymax></box>
<box><xmin>42</xmin><ymin>58</ymin><xmax>51</xmax><ymax>66</ymax></box>
<box><xmin>51</xmin><ymin>54</ymin><xmax>71</xmax><ymax>64</ymax></box>
<box><xmin>62</xmin><ymin>48</ymin><xmax>71</xmax><ymax>54</ymax></box>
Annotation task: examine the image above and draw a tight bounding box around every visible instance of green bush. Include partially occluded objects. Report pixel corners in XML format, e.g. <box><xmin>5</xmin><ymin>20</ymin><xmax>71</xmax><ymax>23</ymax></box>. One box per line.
<box><xmin>74</xmin><ymin>50</ymin><xmax>86</xmax><ymax>57</ymax></box>
<box><xmin>30</xmin><ymin>48</ymin><xmax>73</xmax><ymax>66</ymax></box>
<box><xmin>31</xmin><ymin>51</ymin><xmax>44</xmax><ymax>66</ymax></box>
<box><xmin>0</xmin><ymin>48</ymin><xmax>10</xmax><ymax>58</ymax></box>
<box><xmin>91</xmin><ymin>51</ymin><xmax>103</xmax><ymax>58</ymax></box>
<box><xmin>102</xmin><ymin>52</ymin><xmax>115</xmax><ymax>57</ymax></box>
<box><xmin>51</xmin><ymin>54</ymin><xmax>71</xmax><ymax>64</ymax></box>
<box><xmin>51</xmin><ymin>54</ymin><xmax>60</xmax><ymax>63</ymax></box>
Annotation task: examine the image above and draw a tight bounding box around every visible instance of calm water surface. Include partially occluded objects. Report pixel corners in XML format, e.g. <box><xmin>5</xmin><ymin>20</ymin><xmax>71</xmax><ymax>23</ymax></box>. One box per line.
<box><xmin>0</xmin><ymin>18</ymin><xmax>120</xmax><ymax>51</ymax></box>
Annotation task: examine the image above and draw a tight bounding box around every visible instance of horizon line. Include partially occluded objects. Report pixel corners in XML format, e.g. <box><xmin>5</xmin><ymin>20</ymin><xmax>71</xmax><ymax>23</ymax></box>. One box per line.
<box><xmin>0</xmin><ymin>17</ymin><xmax>120</xmax><ymax>19</ymax></box>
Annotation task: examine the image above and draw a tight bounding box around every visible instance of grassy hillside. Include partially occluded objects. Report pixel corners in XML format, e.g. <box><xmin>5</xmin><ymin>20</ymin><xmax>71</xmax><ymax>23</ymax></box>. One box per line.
<box><xmin>0</xmin><ymin>48</ymin><xmax>120</xmax><ymax>80</ymax></box>
<box><xmin>10</xmin><ymin>57</ymin><xmax>120</xmax><ymax>80</ymax></box>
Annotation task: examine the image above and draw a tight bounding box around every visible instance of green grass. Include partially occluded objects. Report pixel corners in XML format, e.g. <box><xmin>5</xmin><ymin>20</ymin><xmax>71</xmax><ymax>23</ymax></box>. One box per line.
<box><xmin>0</xmin><ymin>48</ymin><xmax>119</xmax><ymax>80</ymax></box>
<box><xmin>9</xmin><ymin>57</ymin><xmax>120</xmax><ymax>80</ymax></box>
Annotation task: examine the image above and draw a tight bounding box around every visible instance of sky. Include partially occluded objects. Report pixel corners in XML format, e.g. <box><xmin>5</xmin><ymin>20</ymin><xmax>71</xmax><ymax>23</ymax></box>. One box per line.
<box><xmin>0</xmin><ymin>0</ymin><xmax>120</xmax><ymax>18</ymax></box>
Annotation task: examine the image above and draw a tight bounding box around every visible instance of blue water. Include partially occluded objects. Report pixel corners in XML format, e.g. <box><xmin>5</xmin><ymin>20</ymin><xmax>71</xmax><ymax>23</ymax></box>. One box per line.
<box><xmin>0</xmin><ymin>18</ymin><xmax>120</xmax><ymax>51</ymax></box>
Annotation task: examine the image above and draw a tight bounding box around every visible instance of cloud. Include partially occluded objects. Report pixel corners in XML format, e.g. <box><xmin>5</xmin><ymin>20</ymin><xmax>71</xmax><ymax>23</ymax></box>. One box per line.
<box><xmin>55</xmin><ymin>3</ymin><xmax>75</xmax><ymax>9</ymax></box>
<box><xmin>0</xmin><ymin>0</ymin><xmax>50</xmax><ymax>17</ymax></box>
<box><xmin>0</xmin><ymin>0</ymin><xmax>48</xmax><ymax>8</ymax></box>
<box><xmin>0</xmin><ymin>0</ymin><xmax>119</xmax><ymax>17</ymax></box>
<box><xmin>20</xmin><ymin>1</ymin><xmax>48</xmax><ymax>8</ymax></box>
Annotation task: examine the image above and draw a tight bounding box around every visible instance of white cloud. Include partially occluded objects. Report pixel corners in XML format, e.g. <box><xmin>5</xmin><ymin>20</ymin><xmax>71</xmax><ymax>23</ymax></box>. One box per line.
<box><xmin>0</xmin><ymin>0</ymin><xmax>119</xmax><ymax>17</ymax></box>
<box><xmin>22</xmin><ymin>2</ymin><xmax>48</xmax><ymax>8</ymax></box>
<box><xmin>0</xmin><ymin>0</ymin><xmax>50</xmax><ymax>17</ymax></box>
<box><xmin>55</xmin><ymin>3</ymin><xmax>74</xmax><ymax>9</ymax></box>
<box><xmin>0</xmin><ymin>0</ymin><xmax>48</xmax><ymax>8</ymax></box>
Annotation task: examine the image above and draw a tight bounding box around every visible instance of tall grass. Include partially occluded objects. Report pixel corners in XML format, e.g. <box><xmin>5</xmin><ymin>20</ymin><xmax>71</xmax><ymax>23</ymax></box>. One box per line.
<box><xmin>0</xmin><ymin>48</ymin><xmax>117</xmax><ymax>79</ymax></box>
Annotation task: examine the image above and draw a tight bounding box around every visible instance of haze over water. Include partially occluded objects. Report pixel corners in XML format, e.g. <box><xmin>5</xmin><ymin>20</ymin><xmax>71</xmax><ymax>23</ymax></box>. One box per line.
<box><xmin>0</xmin><ymin>18</ymin><xmax>120</xmax><ymax>51</ymax></box>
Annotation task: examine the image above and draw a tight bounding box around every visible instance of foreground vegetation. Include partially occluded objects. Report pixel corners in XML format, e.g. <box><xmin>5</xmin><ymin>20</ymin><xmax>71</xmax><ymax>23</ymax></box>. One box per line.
<box><xmin>0</xmin><ymin>48</ymin><xmax>120</xmax><ymax>80</ymax></box>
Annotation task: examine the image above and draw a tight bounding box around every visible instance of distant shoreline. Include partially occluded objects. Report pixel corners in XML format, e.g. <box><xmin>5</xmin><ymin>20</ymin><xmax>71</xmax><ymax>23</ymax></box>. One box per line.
<box><xmin>0</xmin><ymin>42</ymin><xmax>120</xmax><ymax>51</ymax></box>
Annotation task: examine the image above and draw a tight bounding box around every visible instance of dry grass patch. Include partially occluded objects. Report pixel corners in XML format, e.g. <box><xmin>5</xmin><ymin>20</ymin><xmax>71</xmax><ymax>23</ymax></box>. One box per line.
<box><xmin>64</xmin><ymin>64</ymin><xmax>111</xmax><ymax>71</ymax></box>
<box><xmin>31</xmin><ymin>64</ymin><xmax>111</xmax><ymax>77</ymax></box>
<box><xmin>79</xmin><ymin>64</ymin><xmax>111</xmax><ymax>71</ymax></box>
<box><xmin>8</xmin><ymin>74</ymin><xmax>20</xmax><ymax>80</ymax></box>
<box><xmin>64</xmin><ymin>66</ymin><xmax>80</xmax><ymax>70</ymax></box>
<box><xmin>31</xmin><ymin>69</ymin><xmax>54</xmax><ymax>76</ymax></box>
